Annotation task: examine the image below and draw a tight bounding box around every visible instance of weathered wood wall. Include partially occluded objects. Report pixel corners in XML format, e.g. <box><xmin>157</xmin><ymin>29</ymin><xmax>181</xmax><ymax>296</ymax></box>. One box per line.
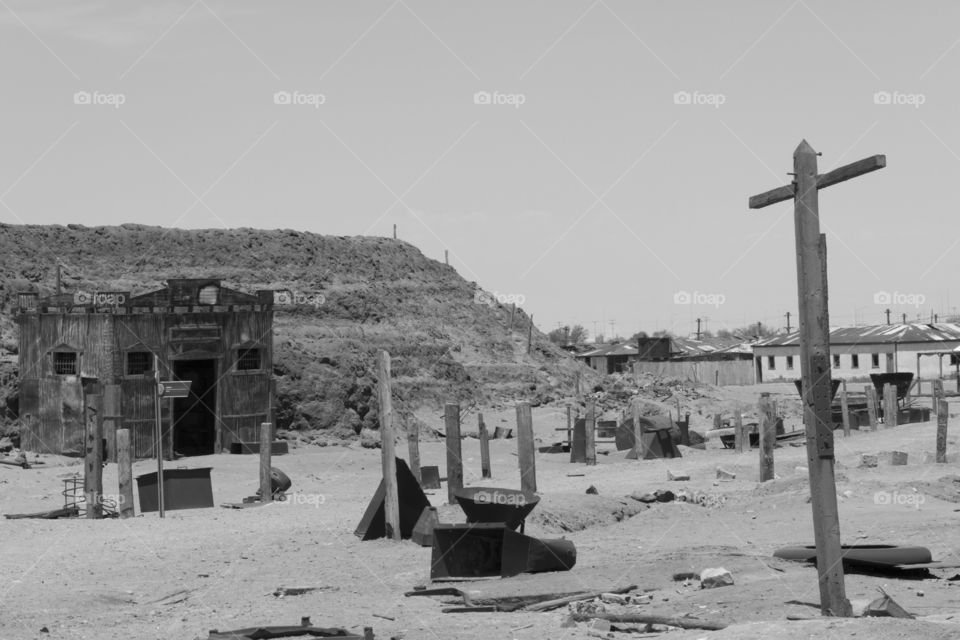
<box><xmin>633</xmin><ymin>360</ymin><xmax>755</xmax><ymax>386</ymax></box>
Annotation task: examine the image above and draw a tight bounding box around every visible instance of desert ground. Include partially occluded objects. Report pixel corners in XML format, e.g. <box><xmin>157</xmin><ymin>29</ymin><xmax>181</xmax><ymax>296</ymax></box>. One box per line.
<box><xmin>2</xmin><ymin>383</ymin><xmax>959</xmax><ymax>640</ymax></box>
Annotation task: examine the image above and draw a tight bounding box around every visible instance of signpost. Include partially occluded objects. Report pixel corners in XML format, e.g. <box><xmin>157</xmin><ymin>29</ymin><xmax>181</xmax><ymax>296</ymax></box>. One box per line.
<box><xmin>153</xmin><ymin>355</ymin><xmax>191</xmax><ymax>518</ymax></box>
<box><xmin>749</xmin><ymin>141</ymin><xmax>886</xmax><ymax>617</ymax></box>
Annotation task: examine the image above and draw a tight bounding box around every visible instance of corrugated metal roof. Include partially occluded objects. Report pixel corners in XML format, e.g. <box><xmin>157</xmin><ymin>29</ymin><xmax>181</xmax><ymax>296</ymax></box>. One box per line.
<box><xmin>755</xmin><ymin>323</ymin><xmax>960</xmax><ymax>347</ymax></box>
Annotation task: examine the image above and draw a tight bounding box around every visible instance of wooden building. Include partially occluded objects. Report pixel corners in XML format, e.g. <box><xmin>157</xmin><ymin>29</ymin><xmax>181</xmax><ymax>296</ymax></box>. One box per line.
<box><xmin>16</xmin><ymin>278</ymin><xmax>275</xmax><ymax>459</ymax></box>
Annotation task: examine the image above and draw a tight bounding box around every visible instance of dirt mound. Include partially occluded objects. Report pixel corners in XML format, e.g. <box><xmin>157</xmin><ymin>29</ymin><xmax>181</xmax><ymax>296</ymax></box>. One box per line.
<box><xmin>527</xmin><ymin>493</ymin><xmax>649</xmax><ymax>533</ymax></box>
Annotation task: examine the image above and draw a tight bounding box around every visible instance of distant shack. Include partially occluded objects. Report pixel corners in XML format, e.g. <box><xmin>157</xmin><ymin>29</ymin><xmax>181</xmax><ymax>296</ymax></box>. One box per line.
<box><xmin>16</xmin><ymin>278</ymin><xmax>277</xmax><ymax>459</ymax></box>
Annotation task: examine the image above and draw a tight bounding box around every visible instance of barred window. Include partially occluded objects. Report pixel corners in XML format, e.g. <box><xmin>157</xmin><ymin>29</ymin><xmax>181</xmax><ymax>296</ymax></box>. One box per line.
<box><xmin>237</xmin><ymin>348</ymin><xmax>261</xmax><ymax>371</ymax></box>
<box><xmin>53</xmin><ymin>351</ymin><xmax>77</xmax><ymax>375</ymax></box>
<box><xmin>126</xmin><ymin>351</ymin><xmax>152</xmax><ymax>375</ymax></box>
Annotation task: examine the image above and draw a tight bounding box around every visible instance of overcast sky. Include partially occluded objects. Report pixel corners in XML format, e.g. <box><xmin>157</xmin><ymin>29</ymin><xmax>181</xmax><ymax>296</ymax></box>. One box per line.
<box><xmin>2</xmin><ymin>1</ymin><xmax>958</xmax><ymax>340</ymax></box>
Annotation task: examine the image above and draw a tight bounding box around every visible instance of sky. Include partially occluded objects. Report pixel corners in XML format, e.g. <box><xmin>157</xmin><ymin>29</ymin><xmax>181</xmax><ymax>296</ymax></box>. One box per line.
<box><xmin>1</xmin><ymin>1</ymin><xmax>959</xmax><ymax>341</ymax></box>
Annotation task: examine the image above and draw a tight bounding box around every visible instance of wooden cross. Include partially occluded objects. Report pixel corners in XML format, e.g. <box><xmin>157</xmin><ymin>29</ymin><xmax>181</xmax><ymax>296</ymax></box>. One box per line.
<box><xmin>749</xmin><ymin>140</ymin><xmax>886</xmax><ymax>617</ymax></box>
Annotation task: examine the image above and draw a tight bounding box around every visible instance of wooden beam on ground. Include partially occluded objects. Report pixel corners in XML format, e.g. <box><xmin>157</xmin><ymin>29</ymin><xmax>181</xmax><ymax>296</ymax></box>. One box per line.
<box><xmin>84</xmin><ymin>394</ymin><xmax>103</xmax><ymax>519</ymax></box>
<box><xmin>116</xmin><ymin>428</ymin><xmax>134</xmax><ymax>519</ymax></box>
<box><xmin>516</xmin><ymin>402</ymin><xmax>536</xmax><ymax>493</ymax></box>
<box><xmin>378</xmin><ymin>351</ymin><xmax>400</xmax><ymax>539</ymax></box>
<box><xmin>585</xmin><ymin>399</ymin><xmax>597</xmax><ymax>466</ymax></box>
<box><xmin>478</xmin><ymin>413</ymin><xmax>491</xmax><ymax>479</ymax></box>
<box><xmin>445</xmin><ymin>402</ymin><xmax>463</xmax><ymax>505</ymax></box>
<box><xmin>937</xmin><ymin>399</ymin><xmax>949</xmax><ymax>463</ymax></box>
<box><xmin>259</xmin><ymin>422</ymin><xmax>273</xmax><ymax>504</ymax></box>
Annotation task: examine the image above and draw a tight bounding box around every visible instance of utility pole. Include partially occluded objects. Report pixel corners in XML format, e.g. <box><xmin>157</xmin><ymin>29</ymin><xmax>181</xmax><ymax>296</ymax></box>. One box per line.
<box><xmin>756</xmin><ymin>321</ymin><xmax>762</xmax><ymax>340</ymax></box>
<box><xmin>608</xmin><ymin>319</ymin><xmax>615</xmax><ymax>340</ymax></box>
<box><xmin>750</xmin><ymin>140</ymin><xmax>885</xmax><ymax>617</ymax></box>
<box><xmin>902</xmin><ymin>313</ymin><xmax>907</xmax><ymax>324</ymax></box>
<box><xmin>785</xmin><ymin>311</ymin><xmax>792</xmax><ymax>333</ymax></box>
<box><xmin>885</xmin><ymin>308</ymin><xmax>891</xmax><ymax>325</ymax></box>
<box><xmin>696</xmin><ymin>318</ymin><xmax>702</xmax><ymax>340</ymax></box>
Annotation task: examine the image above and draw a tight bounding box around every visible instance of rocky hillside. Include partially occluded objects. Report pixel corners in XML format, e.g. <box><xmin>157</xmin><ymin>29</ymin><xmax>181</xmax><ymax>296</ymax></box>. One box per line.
<box><xmin>0</xmin><ymin>224</ymin><xmax>592</xmax><ymax>439</ymax></box>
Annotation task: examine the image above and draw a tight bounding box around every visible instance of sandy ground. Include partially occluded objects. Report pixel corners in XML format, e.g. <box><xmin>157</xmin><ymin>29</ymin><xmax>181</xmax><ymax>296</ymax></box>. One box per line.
<box><xmin>2</xmin><ymin>388</ymin><xmax>960</xmax><ymax>640</ymax></box>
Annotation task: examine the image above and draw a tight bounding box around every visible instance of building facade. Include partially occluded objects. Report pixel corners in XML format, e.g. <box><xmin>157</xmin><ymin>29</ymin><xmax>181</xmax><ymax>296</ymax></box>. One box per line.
<box><xmin>16</xmin><ymin>279</ymin><xmax>275</xmax><ymax>459</ymax></box>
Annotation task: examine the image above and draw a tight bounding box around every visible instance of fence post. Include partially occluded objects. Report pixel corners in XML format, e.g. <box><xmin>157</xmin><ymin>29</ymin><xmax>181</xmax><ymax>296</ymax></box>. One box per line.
<box><xmin>516</xmin><ymin>402</ymin><xmax>536</xmax><ymax>493</ymax></box>
<box><xmin>445</xmin><ymin>403</ymin><xmax>463</xmax><ymax>505</ymax></box>
<box><xmin>378</xmin><ymin>351</ymin><xmax>400</xmax><ymax>539</ymax></box>
<box><xmin>84</xmin><ymin>394</ymin><xmax>103</xmax><ymax>519</ymax></box>
<box><xmin>758</xmin><ymin>393</ymin><xmax>775</xmax><ymax>482</ymax></box>
<box><xmin>734</xmin><ymin>408</ymin><xmax>744</xmax><ymax>453</ymax></box>
<box><xmin>407</xmin><ymin>418</ymin><xmax>421</xmax><ymax>482</ymax></box>
<box><xmin>865</xmin><ymin>385</ymin><xmax>878</xmax><ymax>430</ymax></box>
<box><xmin>259</xmin><ymin>422</ymin><xmax>273</xmax><ymax>504</ymax></box>
<box><xmin>478</xmin><ymin>412</ymin><xmax>491</xmax><ymax>479</ymax></box>
<box><xmin>116</xmin><ymin>428</ymin><xmax>134</xmax><ymax>519</ymax></box>
<box><xmin>937</xmin><ymin>399</ymin><xmax>949</xmax><ymax>463</ymax></box>
<box><xmin>585</xmin><ymin>398</ymin><xmax>597</xmax><ymax>466</ymax></box>
<box><xmin>840</xmin><ymin>380</ymin><xmax>851</xmax><ymax>437</ymax></box>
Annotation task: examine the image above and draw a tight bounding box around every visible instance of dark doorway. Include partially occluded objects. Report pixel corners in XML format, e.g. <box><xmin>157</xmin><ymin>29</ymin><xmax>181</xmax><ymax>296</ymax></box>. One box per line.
<box><xmin>172</xmin><ymin>359</ymin><xmax>217</xmax><ymax>456</ymax></box>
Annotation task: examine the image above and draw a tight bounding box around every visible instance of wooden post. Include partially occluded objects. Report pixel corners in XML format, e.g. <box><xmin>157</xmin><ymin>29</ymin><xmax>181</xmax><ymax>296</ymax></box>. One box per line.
<box><xmin>758</xmin><ymin>393</ymin><xmax>775</xmax><ymax>482</ymax></box>
<box><xmin>407</xmin><ymin>419</ymin><xmax>421</xmax><ymax>482</ymax></box>
<box><xmin>631</xmin><ymin>399</ymin><xmax>642</xmax><ymax>460</ymax></box>
<box><xmin>883</xmin><ymin>383</ymin><xmax>898</xmax><ymax>427</ymax></box>
<box><xmin>713</xmin><ymin>413</ymin><xmax>722</xmax><ymax>431</ymax></box>
<box><xmin>790</xmin><ymin>142</ymin><xmax>848</xmax><ymax>616</ymax></box>
<box><xmin>734</xmin><ymin>408</ymin><xmax>744</xmax><ymax>453</ymax></box>
<box><xmin>566</xmin><ymin>405</ymin><xmax>573</xmax><ymax>447</ymax></box>
<box><xmin>937</xmin><ymin>400</ymin><xmax>949</xmax><ymax>463</ymax></box>
<box><xmin>153</xmin><ymin>354</ymin><xmax>165</xmax><ymax>518</ymax></box>
<box><xmin>865</xmin><ymin>385</ymin><xmax>878</xmax><ymax>430</ymax></box>
<box><xmin>378</xmin><ymin>351</ymin><xmax>400</xmax><ymax>540</ymax></box>
<box><xmin>934</xmin><ymin>378</ymin><xmax>944</xmax><ymax>416</ymax></box>
<box><xmin>116</xmin><ymin>429</ymin><xmax>134</xmax><ymax>519</ymax></box>
<box><xmin>478</xmin><ymin>413</ymin><xmax>491</xmax><ymax>479</ymax></box>
<box><xmin>585</xmin><ymin>398</ymin><xmax>597</xmax><ymax>466</ymax></box>
<box><xmin>840</xmin><ymin>380</ymin><xmax>851</xmax><ymax>437</ymax></box>
<box><xmin>444</xmin><ymin>402</ymin><xmax>463</xmax><ymax>504</ymax></box>
<box><xmin>259</xmin><ymin>422</ymin><xmax>273</xmax><ymax>503</ymax></box>
<box><xmin>516</xmin><ymin>402</ymin><xmax>536</xmax><ymax>493</ymax></box>
<box><xmin>751</xmin><ymin>144</ymin><xmax>885</xmax><ymax>618</ymax></box>
<box><xmin>84</xmin><ymin>394</ymin><xmax>103</xmax><ymax>519</ymax></box>
<box><xmin>527</xmin><ymin>314</ymin><xmax>534</xmax><ymax>354</ymax></box>
<box><xmin>675</xmin><ymin>397</ymin><xmax>681</xmax><ymax>424</ymax></box>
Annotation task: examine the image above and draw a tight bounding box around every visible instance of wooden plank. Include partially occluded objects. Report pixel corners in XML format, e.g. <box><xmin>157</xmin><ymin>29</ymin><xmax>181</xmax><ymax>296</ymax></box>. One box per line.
<box><xmin>866</xmin><ymin>385</ymin><xmax>878</xmax><ymax>430</ymax></box>
<box><xmin>407</xmin><ymin>416</ymin><xmax>421</xmax><ymax>482</ymax></box>
<box><xmin>259</xmin><ymin>422</ymin><xmax>272</xmax><ymax>504</ymax></box>
<box><xmin>84</xmin><ymin>394</ymin><xmax>103</xmax><ymax>519</ymax></box>
<box><xmin>884</xmin><ymin>383</ymin><xmax>898</xmax><ymax>427</ymax></box>
<box><xmin>585</xmin><ymin>399</ymin><xmax>597</xmax><ymax>466</ymax></box>
<box><xmin>116</xmin><ymin>429</ymin><xmax>135</xmax><ymax>519</ymax></box>
<box><xmin>840</xmin><ymin>380</ymin><xmax>851</xmax><ymax>437</ymax></box>
<box><xmin>937</xmin><ymin>399</ymin><xmax>948</xmax><ymax>463</ymax></box>
<box><xmin>478</xmin><ymin>413</ymin><xmax>491</xmax><ymax>479</ymax></box>
<box><xmin>791</xmin><ymin>141</ymin><xmax>849</xmax><ymax>616</ymax></box>
<box><xmin>516</xmin><ymin>402</ymin><xmax>536</xmax><ymax>493</ymax></box>
<box><xmin>734</xmin><ymin>407</ymin><xmax>744</xmax><ymax>453</ymax></box>
<box><xmin>379</xmin><ymin>351</ymin><xmax>400</xmax><ymax>539</ymax></box>
<box><xmin>758</xmin><ymin>393</ymin><xmax>775</xmax><ymax>481</ymax></box>
<box><xmin>749</xmin><ymin>155</ymin><xmax>885</xmax><ymax>209</ymax></box>
<box><xmin>444</xmin><ymin>402</ymin><xmax>463</xmax><ymax>505</ymax></box>
<box><xmin>631</xmin><ymin>400</ymin><xmax>642</xmax><ymax>460</ymax></box>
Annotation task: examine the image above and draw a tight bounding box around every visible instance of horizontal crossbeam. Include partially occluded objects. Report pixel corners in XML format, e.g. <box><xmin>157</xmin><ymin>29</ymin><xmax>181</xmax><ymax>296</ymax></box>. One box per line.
<box><xmin>748</xmin><ymin>154</ymin><xmax>886</xmax><ymax>209</ymax></box>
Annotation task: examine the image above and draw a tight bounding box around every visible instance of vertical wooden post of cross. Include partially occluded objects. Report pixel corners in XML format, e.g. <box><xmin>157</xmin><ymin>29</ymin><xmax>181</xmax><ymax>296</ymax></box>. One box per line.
<box><xmin>749</xmin><ymin>141</ymin><xmax>885</xmax><ymax>617</ymax></box>
<box><xmin>378</xmin><ymin>351</ymin><xmax>400</xmax><ymax>540</ymax></box>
